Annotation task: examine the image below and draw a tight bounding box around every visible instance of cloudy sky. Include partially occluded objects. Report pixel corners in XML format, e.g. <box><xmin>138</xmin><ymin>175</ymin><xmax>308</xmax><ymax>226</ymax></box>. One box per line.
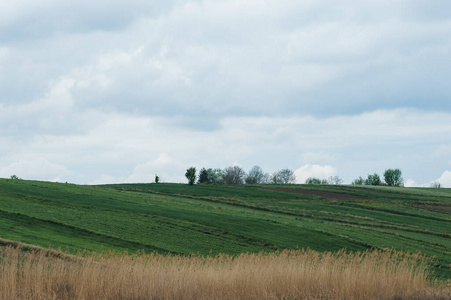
<box><xmin>1</xmin><ymin>0</ymin><xmax>450</xmax><ymax>187</ymax></box>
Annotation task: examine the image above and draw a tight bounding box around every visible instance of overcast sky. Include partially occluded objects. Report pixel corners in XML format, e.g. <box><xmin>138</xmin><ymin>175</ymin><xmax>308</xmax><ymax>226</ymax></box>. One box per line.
<box><xmin>1</xmin><ymin>0</ymin><xmax>451</xmax><ymax>187</ymax></box>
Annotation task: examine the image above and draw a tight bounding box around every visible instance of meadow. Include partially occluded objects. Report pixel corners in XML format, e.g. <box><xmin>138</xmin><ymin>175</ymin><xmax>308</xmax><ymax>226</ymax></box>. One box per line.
<box><xmin>0</xmin><ymin>178</ymin><xmax>450</xmax><ymax>298</ymax></box>
<box><xmin>2</xmin><ymin>245</ymin><xmax>449</xmax><ymax>299</ymax></box>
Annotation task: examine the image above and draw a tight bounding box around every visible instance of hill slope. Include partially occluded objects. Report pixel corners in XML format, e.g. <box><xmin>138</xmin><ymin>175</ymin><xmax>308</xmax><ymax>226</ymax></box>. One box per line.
<box><xmin>0</xmin><ymin>178</ymin><xmax>449</xmax><ymax>278</ymax></box>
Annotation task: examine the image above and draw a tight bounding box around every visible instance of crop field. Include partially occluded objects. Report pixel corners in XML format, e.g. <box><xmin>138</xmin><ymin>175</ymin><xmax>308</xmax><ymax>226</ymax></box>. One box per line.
<box><xmin>0</xmin><ymin>178</ymin><xmax>450</xmax><ymax>282</ymax></box>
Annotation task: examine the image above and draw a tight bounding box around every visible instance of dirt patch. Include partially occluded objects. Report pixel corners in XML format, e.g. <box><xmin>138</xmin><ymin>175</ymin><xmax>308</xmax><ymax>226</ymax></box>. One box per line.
<box><xmin>416</xmin><ymin>204</ymin><xmax>451</xmax><ymax>214</ymax></box>
<box><xmin>258</xmin><ymin>187</ymin><xmax>368</xmax><ymax>201</ymax></box>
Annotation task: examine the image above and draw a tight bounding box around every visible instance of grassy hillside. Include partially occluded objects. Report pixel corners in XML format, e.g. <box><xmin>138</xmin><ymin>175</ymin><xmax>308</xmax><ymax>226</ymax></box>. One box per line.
<box><xmin>0</xmin><ymin>178</ymin><xmax>449</xmax><ymax>278</ymax></box>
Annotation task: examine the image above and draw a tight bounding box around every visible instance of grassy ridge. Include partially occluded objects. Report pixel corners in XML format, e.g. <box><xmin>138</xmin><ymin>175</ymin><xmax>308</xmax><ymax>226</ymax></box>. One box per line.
<box><xmin>0</xmin><ymin>178</ymin><xmax>450</xmax><ymax>278</ymax></box>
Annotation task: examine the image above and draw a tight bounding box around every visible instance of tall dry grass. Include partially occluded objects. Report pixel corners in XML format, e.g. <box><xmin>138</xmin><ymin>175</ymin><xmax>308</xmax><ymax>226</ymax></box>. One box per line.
<box><xmin>0</xmin><ymin>245</ymin><xmax>449</xmax><ymax>300</ymax></box>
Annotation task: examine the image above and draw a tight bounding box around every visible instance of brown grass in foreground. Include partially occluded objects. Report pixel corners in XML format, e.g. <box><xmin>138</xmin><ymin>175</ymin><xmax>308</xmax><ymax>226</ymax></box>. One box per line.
<box><xmin>0</xmin><ymin>245</ymin><xmax>449</xmax><ymax>300</ymax></box>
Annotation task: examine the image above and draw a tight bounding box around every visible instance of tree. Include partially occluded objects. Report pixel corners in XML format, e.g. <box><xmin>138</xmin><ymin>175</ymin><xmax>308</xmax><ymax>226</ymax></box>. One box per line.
<box><xmin>365</xmin><ymin>173</ymin><xmax>381</xmax><ymax>186</ymax></box>
<box><xmin>430</xmin><ymin>181</ymin><xmax>441</xmax><ymax>188</ymax></box>
<box><xmin>209</xmin><ymin>168</ymin><xmax>224</xmax><ymax>184</ymax></box>
<box><xmin>328</xmin><ymin>176</ymin><xmax>343</xmax><ymax>185</ymax></box>
<box><xmin>245</xmin><ymin>166</ymin><xmax>267</xmax><ymax>184</ymax></box>
<box><xmin>222</xmin><ymin>166</ymin><xmax>246</xmax><ymax>184</ymax></box>
<box><xmin>197</xmin><ymin>168</ymin><xmax>209</xmax><ymax>184</ymax></box>
<box><xmin>384</xmin><ymin>169</ymin><xmax>403</xmax><ymax>187</ymax></box>
<box><xmin>305</xmin><ymin>177</ymin><xmax>327</xmax><ymax>185</ymax></box>
<box><xmin>10</xmin><ymin>175</ymin><xmax>20</xmax><ymax>180</ymax></box>
<box><xmin>154</xmin><ymin>174</ymin><xmax>160</xmax><ymax>184</ymax></box>
<box><xmin>185</xmin><ymin>167</ymin><xmax>196</xmax><ymax>185</ymax></box>
<box><xmin>277</xmin><ymin>169</ymin><xmax>296</xmax><ymax>184</ymax></box>
<box><xmin>198</xmin><ymin>168</ymin><xmax>223</xmax><ymax>184</ymax></box>
<box><xmin>352</xmin><ymin>176</ymin><xmax>364</xmax><ymax>185</ymax></box>
<box><xmin>271</xmin><ymin>172</ymin><xmax>283</xmax><ymax>184</ymax></box>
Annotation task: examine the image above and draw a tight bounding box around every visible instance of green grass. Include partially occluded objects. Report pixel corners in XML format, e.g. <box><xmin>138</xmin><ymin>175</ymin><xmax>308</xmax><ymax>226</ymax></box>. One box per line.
<box><xmin>0</xmin><ymin>178</ymin><xmax>450</xmax><ymax>279</ymax></box>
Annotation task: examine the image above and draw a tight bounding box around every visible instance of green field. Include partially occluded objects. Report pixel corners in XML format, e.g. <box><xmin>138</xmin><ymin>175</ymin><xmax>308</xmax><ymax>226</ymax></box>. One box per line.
<box><xmin>0</xmin><ymin>178</ymin><xmax>450</xmax><ymax>279</ymax></box>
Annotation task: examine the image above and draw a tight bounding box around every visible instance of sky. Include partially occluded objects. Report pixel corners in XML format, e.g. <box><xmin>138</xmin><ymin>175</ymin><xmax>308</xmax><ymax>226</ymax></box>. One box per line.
<box><xmin>1</xmin><ymin>0</ymin><xmax>451</xmax><ymax>187</ymax></box>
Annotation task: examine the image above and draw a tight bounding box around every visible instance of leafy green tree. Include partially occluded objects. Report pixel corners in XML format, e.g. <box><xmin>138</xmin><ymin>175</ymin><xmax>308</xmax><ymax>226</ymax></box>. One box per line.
<box><xmin>305</xmin><ymin>177</ymin><xmax>325</xmax><ymax>184</ymax></box>
<box><xmin>365</xmin><ymin>173</ymin><xmax>381</xmax><ymax>186</ymax></box>
<box><xmin>384</xmin><ymin>169</ymin><xmax>403</xmax><ymax>187</ymax></box>
<box><xmin>154</xmin><ymin>174</ymin><xmax>160</xmax><ymax>184</ymax></box>
<box><xmin>210</xmin><ymin>168</ymin><xmax>224</xmax><ymax>184</ymax></box>
<box><xmin>198</xmin><ymin>168</ymin><xmax>223</xmax><ymax>184</ymax></box>
<box><xmin>352</xmin><ymin>176</ymin><xmax>364</xmax><ymax>185</ymax></box>
<box><xmin>197</xmin><ymin>168</ymin><xmax>209</xmax><ymax>184</ymax></box>
<box><xmin>10</xmin><ymin>175</ymin><xmax>20</xmax><ymax>180</ymax></box>
<box><xmin>185</xmin><ymin>167</ymin><xmax>196</xmax><ymax>185</ymax></box>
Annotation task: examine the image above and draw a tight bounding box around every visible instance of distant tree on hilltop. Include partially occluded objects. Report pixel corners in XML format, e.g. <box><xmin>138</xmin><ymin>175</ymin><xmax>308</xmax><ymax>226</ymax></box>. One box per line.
<box><xmin>198</xmin><ymin>168</ymin><xmax>223</xmax><ymax>184</ymax></box>
<box><xmin>384</xmin><ymin>169</ymin><xmax>403</xmax><ymax>187</ymax></box>
<box><xmin>185</xmin><ymin>167</ymin><xmax>196</xmax><ymax>185</ymax></box>
<box><xmin>223</xmin><ymin>166</ymin><xmax>246</xmax><ymax>184</ymax></box>
<box><xmin>197</xmin><ymin>168</ymin><xmax>209</xmax><ymax>184</ymax></box>
<box><xmin>328</xmin><ymin>176</ymin><xmax>343</xmax><ymax>185</ymax></box>
<box><xmin>365</xmin><ymin>173</ymin><xmax>381</xmax><ymax>186</ymax></box>
<box><xmin>245</xmin><ymin>166</ymin><xmax>268</xmax><ymax>184</ymax></box>
<box><xmin>352</xmin><ymin>176</ymin><xmax>365</xmax><ymax>185</ymax></box>
<box><xmin>430</xmin><ymin>181</ymin><xmax>441</xmax><ymax>188</ymax></box>
<box><xmin>305</xmin><ymin>177</ymin><xmax>328</xmax><ymax>185</ymax></box>
<box><xmin>277</xmin><ymin>169</ymin><xmax>296</xmax><ymax>184</ymax></box>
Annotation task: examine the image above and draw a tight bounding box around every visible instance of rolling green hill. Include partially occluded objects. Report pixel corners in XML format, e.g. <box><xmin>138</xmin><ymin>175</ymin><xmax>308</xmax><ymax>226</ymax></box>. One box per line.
<box><xmin>0</xmin><ymin>178</ymin><xmax>450</xmax><ymax>278</ymax></box>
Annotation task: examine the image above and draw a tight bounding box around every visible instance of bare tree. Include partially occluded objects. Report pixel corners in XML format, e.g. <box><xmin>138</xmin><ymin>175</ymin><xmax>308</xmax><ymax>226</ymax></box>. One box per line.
<box><xmin>272</xmin><ymin>169</ymin><xmax>296</xmax><ymax>184</ymax></box>
<box><xmin>430</xmin><ymin>181</ymin><xmax>441</xmax><ymax>188</ymax></box>
<box><xmin>328</xmin><ymin>176</ymin><xmax>343</xmax><ymax>185</ymax></box>
<box><xmin>223</xmin><ymin>166</ymin><xmax>246</xmax><ymax>184</ymax></box>
<box><xmin>245</xmin><ymin>166</ymin><xmax>267</xmax><ymax>184</ymax></box>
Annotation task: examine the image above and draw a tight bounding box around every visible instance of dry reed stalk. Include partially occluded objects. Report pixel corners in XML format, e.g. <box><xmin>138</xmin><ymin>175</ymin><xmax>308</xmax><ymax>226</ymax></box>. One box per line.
<box><xmin>0</xmin><ymin>245</ymin><xmax>449</xmax><ymax>299</ymax></box>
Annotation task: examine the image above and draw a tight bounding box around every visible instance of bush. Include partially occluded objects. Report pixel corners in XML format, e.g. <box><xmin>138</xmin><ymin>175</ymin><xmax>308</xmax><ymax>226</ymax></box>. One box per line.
<box><xmin>305</xmin><ymin>177</ymin><xmax>328</xmax><ymax>185</ymax></box>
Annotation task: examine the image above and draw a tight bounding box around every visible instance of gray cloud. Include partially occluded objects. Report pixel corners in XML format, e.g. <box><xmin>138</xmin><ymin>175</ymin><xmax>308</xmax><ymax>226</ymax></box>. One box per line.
<box><xmin>1</xmin><ymin>0</ymin><xmax>450</xmax><ymax>185</ymax></box>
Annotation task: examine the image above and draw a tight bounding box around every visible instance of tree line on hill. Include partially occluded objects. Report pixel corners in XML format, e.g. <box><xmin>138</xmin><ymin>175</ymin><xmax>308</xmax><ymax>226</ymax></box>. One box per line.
<box><xmin>184</xmin><ymin>166</ymin><xmax>297</xmax><ymax>185</ymax></box>
<box><xmin>351</xmin><ymin>169</ymin><xmax>404</xmax><ymax>187</ymax></box>
<box><xmin>179</xmin><ymin>166</ymin><xmax>406</xmax><ymax>187</ymax></box>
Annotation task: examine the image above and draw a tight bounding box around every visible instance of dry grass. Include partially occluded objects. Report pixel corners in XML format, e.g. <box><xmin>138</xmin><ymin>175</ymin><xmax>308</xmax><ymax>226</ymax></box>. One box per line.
<box><xmin>1</xmin><ymin>245</ymin><xmax>449</xmax><ymax>299</ymax></box>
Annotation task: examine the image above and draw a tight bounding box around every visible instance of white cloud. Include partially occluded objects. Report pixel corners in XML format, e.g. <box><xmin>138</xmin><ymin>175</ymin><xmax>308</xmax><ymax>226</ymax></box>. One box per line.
<box><xmin>404</xmin><ymin>179</ymin><xmax>427</xmax><ymax>188</ymax></box>
<box><xmin>435</xmin><ymin>171</ymin><xmax>451</xmax><ymax>188</ymax></box>
<box><xmin>404</xmin><ymin>179</ymin><xmax>415</xmax><ymax>187</ymax></box>
<box><xmin>126</xmin><ymin>153</ymin><xmax>185</xmax><ymax>183</ymax></box>
<box><xmin>0</xmin><ymin>108</ymin><xmax>448</xmax><ymax>185</ymax></box>
<box><xmin>294</xmin><ymin>164</ymin><xmax>337</xmax><ymax>184</ymax></box>
<box><xmin>1</xmin><ymin>1</ymin><xmax>450</xmax><ymax>185</ymax></box>
<box><xmin>88</xmin><ymin>174</ymin><xmax>121</xmax><ymax>185</ymax></box>
<box><xmin>0</xmin><ymin>158</ymin><xmax>71</xmax><ymax>181</ymax></box>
